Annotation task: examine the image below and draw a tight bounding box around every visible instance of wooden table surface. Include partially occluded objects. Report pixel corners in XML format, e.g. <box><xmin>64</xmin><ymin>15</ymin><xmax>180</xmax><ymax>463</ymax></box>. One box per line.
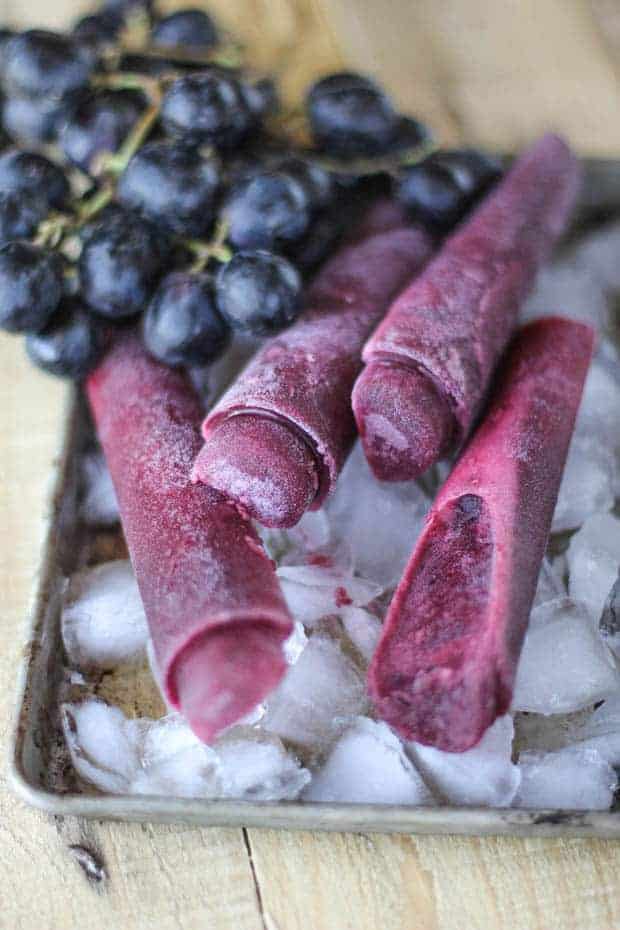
<box><xmin>2</xmin><ymin>1</ymin><xmax>620</xmax><ymax>927</ymax></box>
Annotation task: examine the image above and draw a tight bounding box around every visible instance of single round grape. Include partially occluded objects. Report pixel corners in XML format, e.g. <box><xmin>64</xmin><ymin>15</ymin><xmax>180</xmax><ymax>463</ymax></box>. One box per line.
<box><xmin>0</xmin><ymin>190</ymin><xmax>47</xmax><ymax>245</ymax></box>
<box><xmin>275</xmin><ymin>156</ymin><xmax>334</xmax><ymax>209</ymax></box>
<box><xmin>59</xmin><ymin>89</ymin><xmax>146</xmax><ymax>175</ymax></box>
<box><xmin>118</xmin><ymin>140</ymin><xmax>220</xmax><ymax>237</ymax></box>
<box><xmin>79</xmin><ymin>208</ymin><xmax>169</xmax><ymax>319</ymax></box>
<box><xmin>1</xmin><ymin>94</ymin><xmax>66</xmax><ymax>146</ymax></box>
<box><xmin>161</xmin><ymin>71</ymin><xmax>252</xmax><ymax>148</ymax></box>
<box><xmin>3</xmin><ymin>30</ymin><xmax>93</xmax><ymax>100</ymax></box>
<box><xmin>240</xmin><ymin>77</ymin><xmax>278</xmax><ymax>121</ymax></box>
<box><xmin>0</xmin><ymin>148</ymin><xmax>69</xmax><ymax>210</ymax></box>
<box><xmin>103</xmin><ymin>0</ymin><xmax>153</xmax><ymax>13</ymax></box>
<box><xmin>0</xmin><ymin>241</ymin><xmax>63</xmax><ymax>334</ymax></box>
<box><xmin>224</xmin><ymin>170</ymin><xmax>310</xmax><ymax>251</ymax></box>
<box><xmin>216</xmin><ymin>250</ymin><xmax>302</xmax><ymax>335</ymax></box>
<box><xmin>397</xmin><ymin>160</ymin><xmax>468</xmax><ymax>229</ymax></box>
<box><xmin>430</xmin><ymin>149</ymin><xmax>502</xmax><ymax>197</ymax></box>
<box><xmin>72</xmin><ymin>11</ymin><xmax>122</xmax><ymax>54</ymax></box>
<box><xmin>289</xmin><ymin>211</ymin><xmax>339</xmax><ymax>272</ymax></box>
<box><xmin>26</xmin><ymin>300</ymin><xmax>106</xmax><ymax>379</ymax></box>
<box><xmin>307</xmin><ymin>71</ymin><xmax>398</xmax><ymax>157</ymax></box>
<box><xmin>152</xmin><ymin>9</ymin><xmax>218</xmax><ymax>50</ymax></box>
<box><xmin>143</xmin><ymin>271</ymin><xmax>230</xmax><ymax>367</ymax></box>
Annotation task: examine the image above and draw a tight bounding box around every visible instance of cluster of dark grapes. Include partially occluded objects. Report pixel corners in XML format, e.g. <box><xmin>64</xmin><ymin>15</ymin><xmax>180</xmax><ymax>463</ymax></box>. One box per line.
<box><xmin>0</xmin><ymin>0</ymin><xmax>501</xmax><ymax>380</ymax></box>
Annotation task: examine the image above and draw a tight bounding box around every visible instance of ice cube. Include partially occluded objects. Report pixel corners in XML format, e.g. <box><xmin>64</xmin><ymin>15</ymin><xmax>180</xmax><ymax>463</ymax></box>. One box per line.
<box><xmin>61</xmin><ymin>561</ymin><xmax>149</xmax><ymax>670</ymax></box>
<box><xmin>326</xmin><ymin>441</ymin><xmax>431</xmax><ymax>588</ymax></box>
<box><xmin>262</xmin><ymin>634</ymin><xmax>367</xmax><ymax>751</ymax></box>
<box><xmin>133</xmin><ymin>714</ymin><xmax>220</xmax><ymax>798</ymax></box>
<box><xmin>551</xmin><ymin>431</ymin><xmax>615</xmax><ymax>533</ymax></box>
<box><xmin>573</xmin><ymin>219</ymin><xmax>620</xmax><ymax>294</ymax></box>
<box><xmin>513</xmin><ymin>598</ymin><xmax>620</xmax><ymax>714</ymax></box>
<box><xmin>515</xmin><ymin>748</ymin><xmax>616</xmax><ymax>811</ymax></box>
<box><xmin>579</xmin><ymin>352</ymin><xmax>620</xmax><ymax>439</ymax></box>
<box><xmin>216</xmin><ymin>730</ymin><xmax>310</xmax><ymax>800</ymax></box>
<box><xmin>277</xmin><ymin>564</ymin><xmax>382</xmax><ymax>627</ymax></box>
<box><xmin>62</xmin><ymin>700</ymin><xmax>140</xmax><ymax>793</ymax></box>
<box><xmin>339</xmin><ymin>605</ymin><xmax>383</xmax><ymax>663</ymax></box>
<box><xmin>408</xmin><ymin>715</ymin><xmax>520</xmax><ymax>807</ymax></box>
<box><xmin>533</xmin><ymin>557</ymin><xmax>566</xmax><ymax>608</ymax></box>
<box><xmin>303</xmin><ymin>717</ymin><xmax>435</xmax><ymax>805</ymax></box>
<box><xmin>567</xmin><ymin>513</ymin><xmax>620</xmax><ymax>622</ymax></box>
<box><xmin>257</xmin><ymin>509</ymin><xmax>333</xmax><ymax>567</ymax></box>
<box><xmin>563</xmin><ymin>693</ymin><xmax>620</xmax><ymax>765</ymax></box>
<box><xmin>521</xmin><ymin>260</ymin><xmax>610</xmax><ymax>330</ymax></box>
<box><xmin>80</xmin><ymin>451</ymin><xmax>119</xmax><ymax>527</ymax></box>
<box><xmin>282</xmin><ymin>621</ymin><xmax>308</xmax><ymax>664</ymax></box>
<box><xmin>600</xmin><ymin>573</ymin><xmax>620</xmax><ymax>656</ymax></box>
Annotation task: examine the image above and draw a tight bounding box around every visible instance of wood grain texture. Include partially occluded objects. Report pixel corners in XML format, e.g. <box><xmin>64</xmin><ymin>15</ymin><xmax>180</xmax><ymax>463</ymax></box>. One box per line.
<box><xmin>1</xmin><ymin>1</ymin><xmax>620</xmax><ymax>928</ymax></box>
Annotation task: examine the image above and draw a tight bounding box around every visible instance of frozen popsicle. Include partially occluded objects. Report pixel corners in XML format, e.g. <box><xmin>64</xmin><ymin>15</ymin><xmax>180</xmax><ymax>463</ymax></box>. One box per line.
<box><xmin>86</xmin><ymin>336</ymin><xmax>293</xmax><ymax>743</ymax></box>
<box><xmin>192</xmin><ymin>202</ymin><xmax>434</xmax><ymax>527</ymax></box>
<box><xmin>368</xmin><ymin>317</ymin><xmax>594</xmax><ymax>752</ymax></box>
<box><xmin>353</xmin><ymin>133</ymin><xmax>580</xmax><ymax>481</ymax></box>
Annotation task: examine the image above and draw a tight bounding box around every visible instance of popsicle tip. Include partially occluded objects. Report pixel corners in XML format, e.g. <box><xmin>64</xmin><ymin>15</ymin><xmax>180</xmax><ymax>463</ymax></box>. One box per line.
<box><xmin>352</xmin><ymin>360</ymin><xmax>453</xmax><ymax>481</ymax></box>
<box><xmin>193</xmin><ymin>415</ymin><xmax>320</xmax><ymax>529</ymax></box>
<box><xmin>172</xmin><ymin>624</ymin><xmax>289</xmax><ymax>744</ymax></box>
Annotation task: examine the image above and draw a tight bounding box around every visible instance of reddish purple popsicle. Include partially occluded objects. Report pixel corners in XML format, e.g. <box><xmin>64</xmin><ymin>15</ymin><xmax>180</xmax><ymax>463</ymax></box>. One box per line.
<box><xmin>353</xmin><ymin>134</ymin><xmax>580</xmax><ymax>481</ymax></box>
<box><xmin>368</xmin><ymin>317</ymin><xmax>594</xmax><ymax>752</ymax></box>
<box><xmin>87</xmin><ymin>337</ymin><xmax>293</xmax><ymax>743</ymax></box>
<box><xmin>192</xmin><ymin>202</ymin><xmax>434</xmax><ymax>527</ymax></box>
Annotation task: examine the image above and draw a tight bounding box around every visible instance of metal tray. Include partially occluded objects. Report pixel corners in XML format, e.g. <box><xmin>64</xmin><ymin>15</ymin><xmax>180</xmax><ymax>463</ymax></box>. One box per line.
<box><xmin>8</xmin><ymin>158</ymin><xmax>620</xmax><ymax>837</ymax></box>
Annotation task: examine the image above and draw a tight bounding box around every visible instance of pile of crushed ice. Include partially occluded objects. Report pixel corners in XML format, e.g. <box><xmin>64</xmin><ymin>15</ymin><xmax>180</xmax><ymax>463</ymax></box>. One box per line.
<box><xmin>66</xmin><ymin>220</ymin><xmax>620</xmax><ymax>811</ymax></box>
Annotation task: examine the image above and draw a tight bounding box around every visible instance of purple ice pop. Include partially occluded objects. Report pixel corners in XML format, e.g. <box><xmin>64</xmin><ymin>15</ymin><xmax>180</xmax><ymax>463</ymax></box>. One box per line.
<box><xmin>353</xmin><ymin>134</ymin><xmax>580</xmax><ymax>481</ymax></box>
<box><xmin>87</xmin><ymin>337</ymin><xmax>293</xmax><ymax>743</ymax></box>
<box><xmin>368</xmin><ymin>317</ymin><xmax>594</xmax><ymax>752</ymax></box>
<box><xmin>192</xmin><ymin>202</ymin><xmax>434</xmax><ymax>528</ymax></box>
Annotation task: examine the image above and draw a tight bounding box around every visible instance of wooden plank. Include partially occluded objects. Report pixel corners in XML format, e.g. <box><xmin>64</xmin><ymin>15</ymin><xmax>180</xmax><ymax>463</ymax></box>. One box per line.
<box><xmin>0</xmin><ymin>3</ymin><xmax>620</xmax><ymax>930</ymax></box>
<box><xmin>0</xmin><ymin>338</ymin><xmax>264</xmax><ymax>930</ymax></box>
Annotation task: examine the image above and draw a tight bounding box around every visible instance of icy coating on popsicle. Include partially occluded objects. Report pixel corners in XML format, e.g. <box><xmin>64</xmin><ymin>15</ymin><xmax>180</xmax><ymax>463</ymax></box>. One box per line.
<box><xmin>193</xmin><ymin>201</ymin><xmax>434</xmax><ymax>527</ymax></box>
<box><xmin>86</xmin><ymin>337</ymin><xmax>293</xmax><ymax>743</ymax></box>
<box><xmin>353</xmin><ymin>134</ymin><xmax>580</xmax><ymax>481</ymax></box>
<box><xmin>368</xmin><ymin>317</ymin><xmax>595</xmax><ymax>752</ymax></box>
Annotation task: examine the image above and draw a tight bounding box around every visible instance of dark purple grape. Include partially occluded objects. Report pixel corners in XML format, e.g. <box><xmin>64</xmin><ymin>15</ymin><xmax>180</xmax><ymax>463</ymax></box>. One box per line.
<box><xmin>0</xmin><ymin>241</ymin><xmax>63</xmax><ymax>333</ymax></box>
<box><xmin>397</xmin><ymin>160</ymin><xmax>467</xmax><ymax>229</ymax></box>
<box><xmin>2</xmin><ymin>94</ymin><xmax>66</xmax><ymax>145</ymax></box>
<box><xmin>161</xmin><ymin>71</ymin><xmax>252</xmax><ymax>147</ymax></box>
<box><xmin>79</xmin><ymin>207</ymin><xmax>169</xmax><ymax>319</ymax></box>
<box><xmin>118</xmin><ymin>139</ymin><xmax>220</xmax><ymax>237</ymax></box>
<box><xmin>2</xmin><ymin>30</ymin><xmax>93</xmax><ymax>100</ymax></box>
<box><xmin>224</xmin><ymin>170</ymin><xmax>310</xmax><ymax>251</ymax></box>
<box><xmin>216</xmin><ymin>250</ymin><xmax>302</xmax><ymax>335</ymax></box>
<box><xmin>0</xmin><ymin>148</ymin><xmax>69</xmax><ymax>210</ymax></box>
<box><xmin>26</xmin><ymin>299</ymin><xmax>106</xmax><ymax>379</ymax></box>
<box><xmin>143</xmin><ymin>271</ymin><xmax>229</xmax><ymax>366</ymax></box>
<box><xmin>72</xmin><ymin>11</ymin><xmax>122</xmax><ymax>54</ymax></box>
<box><xmin>0</xmin><ymin>190</ymin><xmax>47</xmax><ymax>245</ymax></box>
<box><xmin>275</xmin><ymin>156</ymin><xmax>334</xmax><ymax>209</ymax></box>
<box><xmin>429</xmin><ymin>149</ymin><xmax>502</xmax><ymax>197</ymax></box>
<box><xmin>59</xmin><ymin>89</ymin><xmax>146</xmax><ymax>174</ymax></box>
<box><xmin>151</xmin><ymin>9</ymin><xmax>218</xmax><ymax>50</ymax></box>
<box><xmin>307</xmin><ymin>71</ymin><xmax>398</xmax><ymax>157</ymax></box>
